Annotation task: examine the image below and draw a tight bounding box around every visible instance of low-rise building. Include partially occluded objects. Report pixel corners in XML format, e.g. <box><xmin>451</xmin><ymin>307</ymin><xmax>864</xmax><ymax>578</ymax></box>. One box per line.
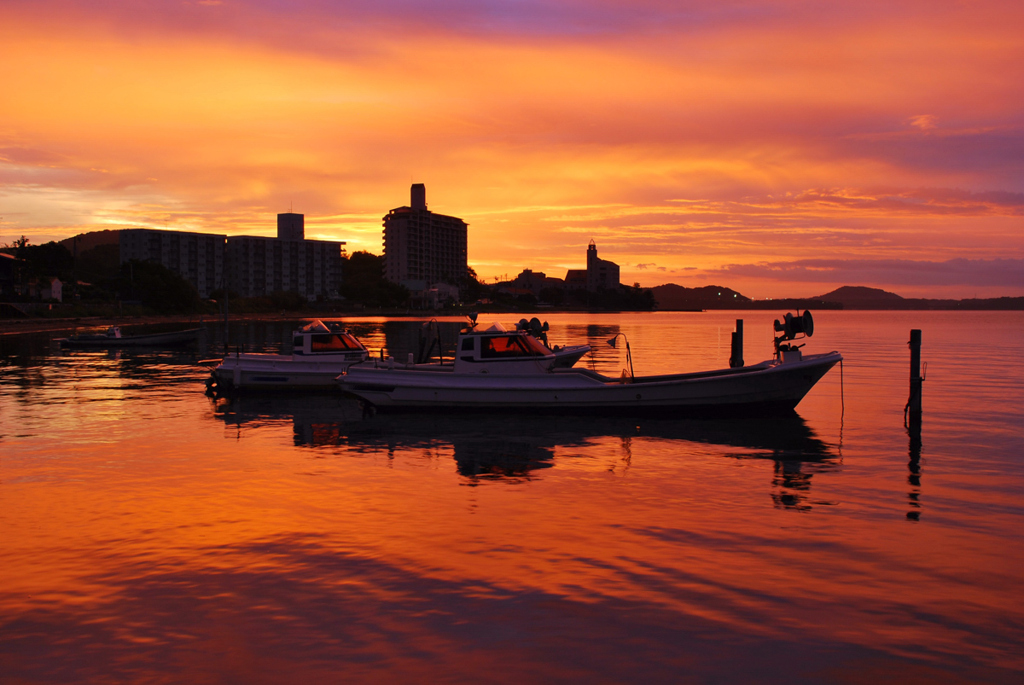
<box><xmin>41</xmin><ymin>277</ymin><xmax>62</xmax><ymax>302</ymax></box>
<box><xmin>0</xmin><ymin>252</ymin><xmax>17</xmax><ymax>295</ymax></box>
<box><xmin>509</xmin><ymin>269</ymin><xmax>565</xmax><ymax>297</ymax></box>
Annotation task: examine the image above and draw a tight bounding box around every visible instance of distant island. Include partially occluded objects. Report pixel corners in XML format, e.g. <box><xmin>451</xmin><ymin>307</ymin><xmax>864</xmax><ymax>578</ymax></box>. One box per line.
<box><xmin>652</xmin><ymin>284</ymin><xmax>1024</xmax><ymax>311</ymax></box>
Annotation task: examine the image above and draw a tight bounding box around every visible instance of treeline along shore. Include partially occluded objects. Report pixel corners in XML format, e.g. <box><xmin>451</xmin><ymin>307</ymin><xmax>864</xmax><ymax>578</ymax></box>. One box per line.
<box><xmin>2</xmin><ymin>234</ymin><xmax>1021</xmax><ymax>325</ymax></box>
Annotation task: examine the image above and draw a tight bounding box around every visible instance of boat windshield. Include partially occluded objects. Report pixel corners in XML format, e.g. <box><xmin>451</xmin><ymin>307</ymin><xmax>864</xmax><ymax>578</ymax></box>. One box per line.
<box><xmin>480</xmin><ymin>334</ymin><xmax>550</xmax><ymax>358</ymax></box>
<box><xmin>311</xmin><ymin>333</ymin><xmax>365</xmax><ymax>352</ymax></box>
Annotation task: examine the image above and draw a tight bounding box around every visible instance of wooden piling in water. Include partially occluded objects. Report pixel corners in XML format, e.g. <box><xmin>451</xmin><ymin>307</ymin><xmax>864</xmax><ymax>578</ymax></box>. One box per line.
<box><xmin>908</xmin><ymin>329</ymin><xmax>922</xmax><ymax>423</ymax></box>
<box><xmin>729</xmin><ymin>319</ymin><xmax>744</xmax><ymax>368</ymax></box>
<box><xmin>906</xmin><ymin>328</ymin><xmax>923</xmax><ymax>519</ymax></box>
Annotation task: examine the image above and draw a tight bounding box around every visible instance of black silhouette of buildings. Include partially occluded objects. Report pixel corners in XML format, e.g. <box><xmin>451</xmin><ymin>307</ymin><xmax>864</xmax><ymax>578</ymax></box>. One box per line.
<box><xmin>119</xmin><ymin>213</ymin><xmax>346</xmax><ymax>300</ymax></box>
<box><xmin>226</xmin><ymin>213</ymin><xmax>345</xmax><ymax>300</ymax></box>
<box><xmin>511</xmin><ymin>241</ymin><xmax>620</xmax><ymax>296</ymax></box>
<box><xmin>119</xmin><ymin>228</ymin><xmax>226</xmax><ymax>298</ymax></box>
<box><xmin>585</xmin><ymin>240</ymin><xmax>619</xmax><ymax>291</ymax></box>
<box><xmin>383</xmin><ymin>184</ymin><xmax>468</xmax><ymax>291</ymax></box>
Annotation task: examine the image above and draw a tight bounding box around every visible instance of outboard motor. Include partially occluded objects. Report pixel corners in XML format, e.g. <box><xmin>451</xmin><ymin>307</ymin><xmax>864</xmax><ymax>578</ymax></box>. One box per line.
<box><xmin>515</xmin><ymin>317</ymin><xmax>550</xmax><ymax>347</ymax></box>
<box><xmin>773</xmin><ymin>310</ymin><xmax>814</xmax><ymax>361</ymax></box>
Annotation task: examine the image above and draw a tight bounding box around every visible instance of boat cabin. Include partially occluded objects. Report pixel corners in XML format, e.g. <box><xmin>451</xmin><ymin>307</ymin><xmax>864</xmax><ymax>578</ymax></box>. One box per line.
<box><xmin>452</xmin><ymin>323</ymin><xmax>556</xmax><ymax>373</ymax></box>
<box><xmin>292</xmin><ymin>320</ymin><xmax>368</xmax><ymax>358</ymax></box>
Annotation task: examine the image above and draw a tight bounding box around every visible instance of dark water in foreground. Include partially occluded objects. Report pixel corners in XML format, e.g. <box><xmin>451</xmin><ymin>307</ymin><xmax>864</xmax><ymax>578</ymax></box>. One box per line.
<box><xmin>1</xmin><ymin>311</ymin><xmax>1022</xmax><ymax>683</ymax></box>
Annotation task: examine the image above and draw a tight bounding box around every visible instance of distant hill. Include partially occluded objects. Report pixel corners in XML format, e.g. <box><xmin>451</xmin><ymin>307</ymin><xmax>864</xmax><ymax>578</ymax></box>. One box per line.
<box><xmin>812</xmin><ymin>285</ymin><xmax>1023</xmax><ymax>310</ymax></box>
<box><xmin>813</xmin><ymin>286</ymin><xmax>903</xmax><ymax>307</ymax></box>
<box><xmin>58</xmin><ymin>229</ymin><xmax>120</xmax><ymax>254</ymax></box>
<box><xmin>651</xmin><ymin>283</ymin><xmax>842</xmax><ymax>311</ymax></box>
<box><xmin>651</xmin><ymin>284</ymin><xmax>751</xmax><ymax>310</ymax></box>
<box><xmin>651</xmin><ymin>282</ymin><xmax>1022</xmax><ymax>311</ymax></box>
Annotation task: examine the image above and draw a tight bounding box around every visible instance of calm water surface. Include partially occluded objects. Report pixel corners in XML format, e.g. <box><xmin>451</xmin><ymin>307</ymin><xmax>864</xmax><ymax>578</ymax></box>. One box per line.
<box><xmin>1</xmin><ymin>311</ymin><xmax>1022</xmax><ymax>683</ymax></box>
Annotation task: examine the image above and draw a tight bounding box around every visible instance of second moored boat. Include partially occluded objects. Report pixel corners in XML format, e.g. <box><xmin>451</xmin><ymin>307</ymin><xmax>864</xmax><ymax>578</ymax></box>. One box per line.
<box><xmin>337</xmin><ymin>311</ymin><xmax>842</xmax><ymax>416</ymax></box>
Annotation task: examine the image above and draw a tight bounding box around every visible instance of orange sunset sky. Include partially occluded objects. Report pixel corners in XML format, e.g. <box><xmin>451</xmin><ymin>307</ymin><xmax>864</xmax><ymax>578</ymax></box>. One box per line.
<box><xmin>1</xmin><ymin>0</ymin><xmax>1022</xmax><ymax>298</ymax></box>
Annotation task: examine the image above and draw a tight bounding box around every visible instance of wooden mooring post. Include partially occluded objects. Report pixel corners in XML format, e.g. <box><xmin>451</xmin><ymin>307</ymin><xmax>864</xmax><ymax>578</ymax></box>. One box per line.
<box><xmin>729</xmin><ymin>319</ymin><xmax>744</xmax><ymax>368</ymax></box>
<box><xmin>907</xmin><ymin>329</ymin><xmax>923</xmax><ymax>427</ymax></box>
<box><xmin>906</xmin><ymin>329</ymin><xmax>923</xmax><ymax>520</ymax></box>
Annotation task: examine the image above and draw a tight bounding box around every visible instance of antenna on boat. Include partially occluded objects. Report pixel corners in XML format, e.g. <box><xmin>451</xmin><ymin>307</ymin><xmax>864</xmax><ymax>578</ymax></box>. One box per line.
<box><xmin>607</xmin><ymin>333</ymin><xmax>634</xmax><ymax>379</ymax></box>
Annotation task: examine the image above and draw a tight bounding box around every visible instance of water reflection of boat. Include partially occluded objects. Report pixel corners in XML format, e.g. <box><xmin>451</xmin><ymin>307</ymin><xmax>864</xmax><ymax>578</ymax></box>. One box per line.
<box><xmin>55</xmin><ymin>326</ymin><xmax>202</xmax><ymax>348</ymax></box>
<box><xmin>210</xmin><ymin>393</ymin><xmax>837</xmax><ymax>487</ymax></box>
<box><xmin>339</xmin><ymin>312</ymin><xmax>841</xmax><ymax>416</ymax></box>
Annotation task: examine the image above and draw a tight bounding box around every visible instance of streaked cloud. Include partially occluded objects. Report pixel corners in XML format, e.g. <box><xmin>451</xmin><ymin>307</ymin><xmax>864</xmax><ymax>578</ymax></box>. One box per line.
<box><xmin>909</xmin><ymin>115</ymin><xmax>938</xmax><ymax>132</ymax></box>
<box><xmin>1</xmin><ymin>0</ymin><xmax>1022</xmax><ymax>296</ymax></box>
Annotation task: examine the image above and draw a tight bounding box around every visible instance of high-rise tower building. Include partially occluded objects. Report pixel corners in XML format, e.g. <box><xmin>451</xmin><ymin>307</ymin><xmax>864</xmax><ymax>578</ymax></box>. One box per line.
<box><xmin>383</xmin><ymin>184</ymin><xmax>468</xmax><ymax>289</ymax></box>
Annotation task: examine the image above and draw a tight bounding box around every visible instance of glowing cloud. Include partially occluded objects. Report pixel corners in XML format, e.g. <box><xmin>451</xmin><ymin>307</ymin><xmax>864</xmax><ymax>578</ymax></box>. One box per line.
<box><xmin>1</xmin><ymin>0</ymin><xmax>1022</xmax><ymax>296</ymax></box>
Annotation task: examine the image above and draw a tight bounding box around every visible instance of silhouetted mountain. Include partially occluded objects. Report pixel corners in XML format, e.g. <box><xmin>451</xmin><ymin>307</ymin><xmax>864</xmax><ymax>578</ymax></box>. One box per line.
<box><xmin>811</xmin><ymin>285</ymin><xmax>1022</xmax><ymax>310</ymax></box>
<box><xmin>651</xmin><ymin>284</ymin><xmax>750</xmax><ymax>310</ymax></box>
<box><xmin>58</xmin><ymin>229</ymin><xmax>120</xmax><ymax>254</ymax></box>
<box><xmin>813</xmin><ymin>286</ymin><xmax>903</xmax><ymax>306</ymax></box>
<box><xmin>651</xmin><ymin>284</ymin><xmax>842</xmax><ymax>311</ymax></box>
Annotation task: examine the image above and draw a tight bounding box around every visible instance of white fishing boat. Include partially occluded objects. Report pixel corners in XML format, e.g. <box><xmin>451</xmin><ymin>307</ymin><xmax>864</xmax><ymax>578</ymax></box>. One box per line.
<box><xmin>56</xmin><ymin>326</ymin><xmax>202</xmax><ymax>348</ymax></box>
<box><xmin>337</xmin><ymin>311</ymin><xmax>841</xmax><ymax>416</ymax></box>
<box><xmin>207</xmin><ymin>320</ymin><xmax>369</xmax><ymax>391</ymax></box>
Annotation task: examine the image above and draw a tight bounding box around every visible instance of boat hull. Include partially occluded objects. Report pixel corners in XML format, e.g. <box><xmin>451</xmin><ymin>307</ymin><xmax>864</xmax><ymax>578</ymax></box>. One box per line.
<box><xmin>212</xmin><ymin>353</ymin><xmax>365</xmax><ymax>390</ymax></box>
<box><xmin>58</xmin><ymin>328</ymin><xmax>202</xmax><ymax>348</ymax></box>
<box><xmin>338</xmin><ymin>352</ymin><xmax>842</xmax><ymax>416</ymax></box>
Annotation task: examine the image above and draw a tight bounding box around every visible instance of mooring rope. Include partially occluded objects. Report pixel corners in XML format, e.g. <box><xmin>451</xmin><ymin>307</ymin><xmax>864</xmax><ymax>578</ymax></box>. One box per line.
<box><xmin>840</xmin><ymin>358</ymin><xmax>845</xmax><ymax>417</ymax></box>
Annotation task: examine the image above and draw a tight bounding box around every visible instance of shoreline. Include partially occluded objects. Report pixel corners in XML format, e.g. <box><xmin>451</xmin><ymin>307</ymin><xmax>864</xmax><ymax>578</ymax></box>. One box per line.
<box><xmin>5</xmin><ymin>303</ymin><xmax>1023</xmax><ymax>338</ymax></box>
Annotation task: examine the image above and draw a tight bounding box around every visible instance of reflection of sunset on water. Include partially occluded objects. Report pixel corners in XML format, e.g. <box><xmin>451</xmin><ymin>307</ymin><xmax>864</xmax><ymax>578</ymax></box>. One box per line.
<box><xmin>3</xmin><ymin>314</ymin><xmax>1022</xmax><ymax>681</ymax></box>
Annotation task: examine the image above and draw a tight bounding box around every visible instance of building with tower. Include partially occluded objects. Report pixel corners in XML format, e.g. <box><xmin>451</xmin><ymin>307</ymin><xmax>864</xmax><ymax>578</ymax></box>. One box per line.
<box><xmin>585</xmin><ymin>240</ymin><xmax>619</xmax><ymax>291</ymax></box>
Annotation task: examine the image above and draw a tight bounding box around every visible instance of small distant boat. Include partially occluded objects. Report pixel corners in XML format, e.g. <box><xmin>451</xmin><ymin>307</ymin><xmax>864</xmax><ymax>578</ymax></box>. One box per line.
<box><xmin>207</xmin><ymin>320</ymin><xmax>369</xmax><ymax>391</ymax></box>
<box><xmin>56</xmin><ymin>326</ymin><xmax>202</xmax><ymax>348</ymax></box>
<box><xmin>338</xmin><ymin>311</ymin><xmax>841</xmax><ymax>416</ymax></box>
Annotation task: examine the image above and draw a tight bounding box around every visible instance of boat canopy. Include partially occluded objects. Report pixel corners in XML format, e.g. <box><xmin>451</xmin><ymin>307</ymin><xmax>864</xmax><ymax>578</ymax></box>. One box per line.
<box><xmin>310</xmin><ymin>332</ymin><xmax>365</xmax><ymax>352</ymax></box>
<box><xmin>299</xmin><ymin>320</ymin><xmax>332</xmax><ymax>334</ymax></box>
<box><xmin>480</xmin><ymin>334</ymin><xmax>551</xmax><ymax>358</ymax></box>
<box><xmin>293</xmin><ymin>320</ymin><xmax>368</xmax><ymax>354</ymax></box>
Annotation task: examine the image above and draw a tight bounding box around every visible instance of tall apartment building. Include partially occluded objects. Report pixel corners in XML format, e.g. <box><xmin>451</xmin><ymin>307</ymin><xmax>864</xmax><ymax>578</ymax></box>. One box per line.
<box><xmin>383</xmin><ymin>184</ymin><xmax>468</xmax><ymax>289</ymax></box>
<box><xmin>226</xmin><ymin>213</ymin><xmax>345</xmax><ymax>300</ymax></box>
<box><xmin>119</xmin><ymin>228</ymin><xmax>225</xmax><ymax>297</ymax></box>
